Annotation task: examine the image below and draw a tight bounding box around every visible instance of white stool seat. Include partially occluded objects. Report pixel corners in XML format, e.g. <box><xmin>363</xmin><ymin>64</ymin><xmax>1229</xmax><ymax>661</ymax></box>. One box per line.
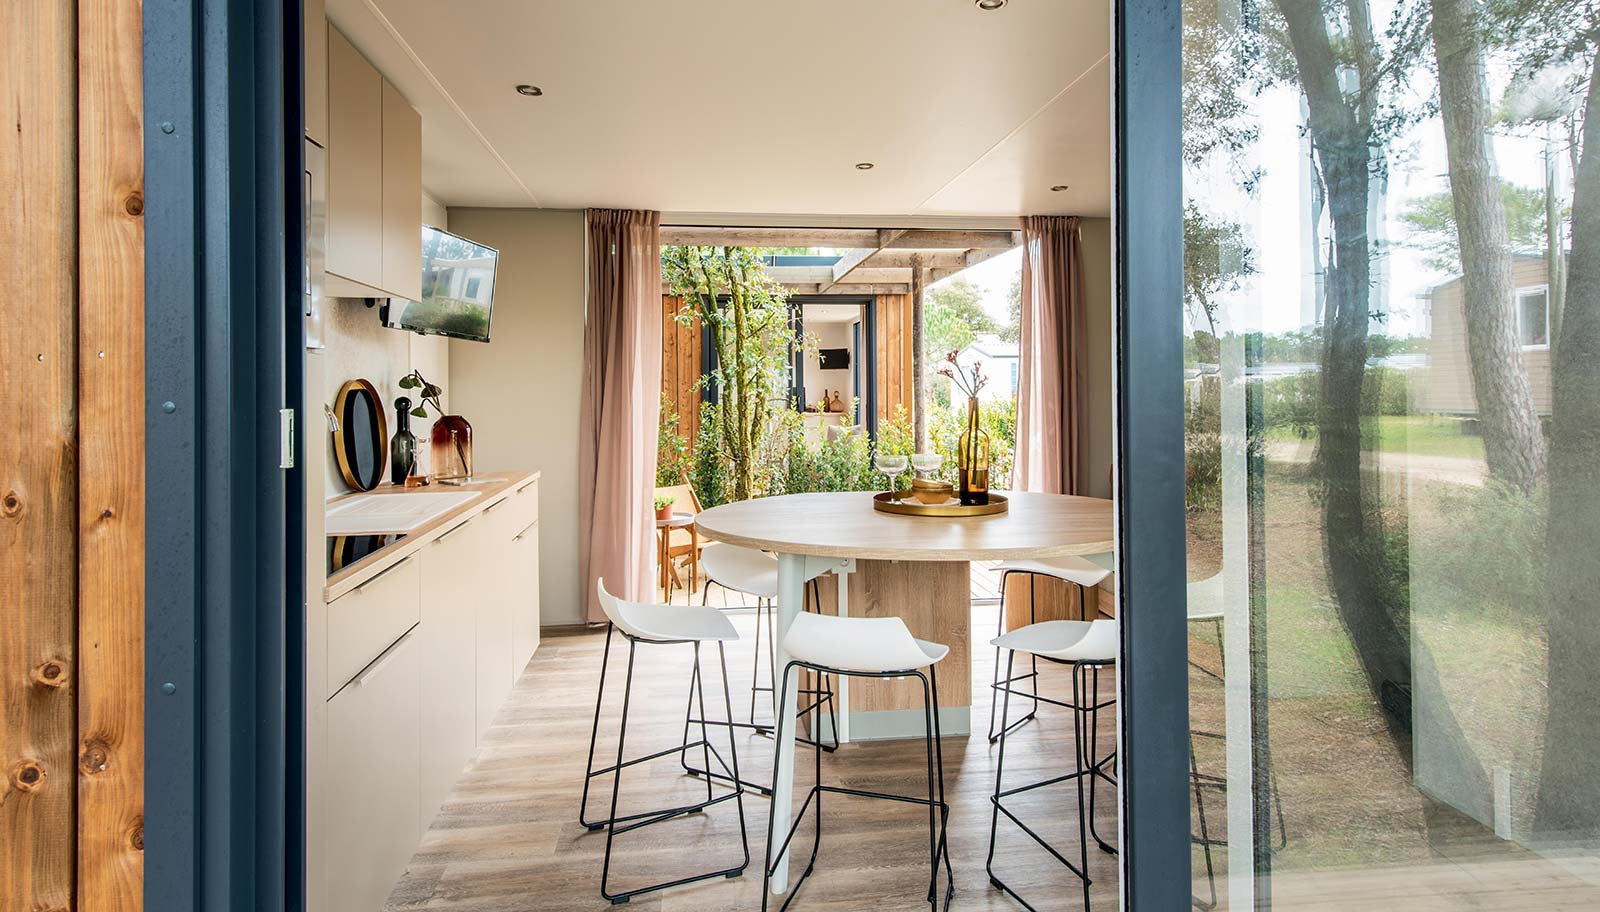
<box><xmin>700</xmin><ymin>542</ymin><xmax>779</xmax><ymax>599</ymax></box>
<box><xmin>992</xmin><ymin>619</ymin><xmax>1117</xmax><ymax>664</ymax></box>
<box><xmin>783</xmin><ymin>612</ymin><xmax>948</xmax><ymax>674</ymax></box>
<box><xmin>597</xmin><ymin>579</ymin><xmax>738</xmax><ymax>643</ymax></box>
<box><xmin>995</xmin><ymin>554</ymin><xmax>1113</xmax><ymax>588</ymax></box>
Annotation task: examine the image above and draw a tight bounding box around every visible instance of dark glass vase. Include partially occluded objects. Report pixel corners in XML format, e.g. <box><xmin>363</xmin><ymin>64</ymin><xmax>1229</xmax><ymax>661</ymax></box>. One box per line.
<box><xmin>957</xmin><ymin>398</ymin><xmax>990</xmax><ymax>506</ymax></box>
<box><xmin>431</xmin><ymin>414</ymin><xmax>474</xmax><ymax>481</ymax></box>
<box><xmin>390</xmin><ymin>397</ymin><xmax>418</xmax><ymax>485</ymax></box>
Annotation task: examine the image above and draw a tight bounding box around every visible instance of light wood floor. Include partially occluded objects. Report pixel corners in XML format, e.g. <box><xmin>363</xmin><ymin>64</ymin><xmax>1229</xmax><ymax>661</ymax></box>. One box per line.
<box><xmin>385</xmin><ymin>601</ymin><xmax>1121</xmax><ymax>911</ymax></box>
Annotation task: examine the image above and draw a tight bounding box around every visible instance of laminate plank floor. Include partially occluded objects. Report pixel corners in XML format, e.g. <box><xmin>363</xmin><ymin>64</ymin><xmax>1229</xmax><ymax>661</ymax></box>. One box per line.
<box><xmin>386</xmin><ymin>602</ymin><xmax>1119</xmax><ymax>911</ymax></box>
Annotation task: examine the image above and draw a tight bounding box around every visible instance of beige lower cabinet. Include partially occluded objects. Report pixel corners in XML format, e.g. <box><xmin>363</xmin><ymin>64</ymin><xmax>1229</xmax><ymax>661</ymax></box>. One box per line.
<box><xmin>475</xmin><ymin>527</ymin><xmax>515</xmax><ymax>739</ymax></box>
<box><xmin>418</xmin><ymin>517</ymin><xmax>481</xmax><ymax>829</ymax></box>
<box><xmin>326</xmin><ymin>628</ymin><xmax>421</xmax><ymax>912</ymax></box>
<box><xmin>511</xmin><ymin>519</ymin><xmax>540</xmax><ymax>674</ymax></box>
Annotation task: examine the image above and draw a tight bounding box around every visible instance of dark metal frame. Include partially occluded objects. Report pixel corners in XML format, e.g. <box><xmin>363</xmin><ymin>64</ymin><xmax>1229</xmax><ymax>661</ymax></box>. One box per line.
<box><xmin>578</xmin><ymin>625</ymin><xmax>751</xmax><ymax>904</ymax></box>
<box><xmin>1114</xmin><ymin>0</ymin><xmax>1193</xmax><ymax>906</ymax></box>
<box><xmin>144</xmin><ymin>0</ymin><xmax>303</xmax><ymax>909</ymax></box>
<box><xmin>985</xmin><ymin>569</ymin><xmax>1102</xmax><ymax>744</ymax></box>
<box><xmin>988</xmin><ymin>653</ymin><xmax>1119</xmax><ymax>912</ymax></box>
<box><xmin>761</xmin><ymin>659</ymin><xmax>955</xmax><ymax>912</ymax></box>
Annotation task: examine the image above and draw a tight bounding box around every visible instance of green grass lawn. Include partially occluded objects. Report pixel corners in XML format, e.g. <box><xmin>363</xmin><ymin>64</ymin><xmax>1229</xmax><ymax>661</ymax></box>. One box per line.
<box><xmin>1267</xmin><ymin>414</ymin><xmax>1488</xmax><ymax>461</ymax></box>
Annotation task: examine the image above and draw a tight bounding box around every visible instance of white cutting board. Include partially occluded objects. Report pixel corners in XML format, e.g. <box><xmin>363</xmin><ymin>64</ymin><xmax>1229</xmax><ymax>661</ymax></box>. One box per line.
<box><xmin>325</xmin><ymin>490</ymin><xmax>482</xmax><ymax>535</ymax></box>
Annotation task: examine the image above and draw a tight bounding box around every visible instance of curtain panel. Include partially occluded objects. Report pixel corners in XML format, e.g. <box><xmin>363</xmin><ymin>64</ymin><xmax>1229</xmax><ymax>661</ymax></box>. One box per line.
<box><xmin>1015</xmin><ymin>215</ymin><xmax>1089</xmax><ymax>494</ymax></box>
<box><xmin>578</xmin><ymin>209</ymin><xmax>663</xmax><ymax>623</ymax></box>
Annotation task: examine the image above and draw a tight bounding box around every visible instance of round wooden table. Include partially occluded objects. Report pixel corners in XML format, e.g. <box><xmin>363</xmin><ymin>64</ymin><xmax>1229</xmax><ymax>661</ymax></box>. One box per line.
<box><xmin>695</xmin><ymin>490</ymin><xmax>1114</xmax><ymax>892</ymax></box>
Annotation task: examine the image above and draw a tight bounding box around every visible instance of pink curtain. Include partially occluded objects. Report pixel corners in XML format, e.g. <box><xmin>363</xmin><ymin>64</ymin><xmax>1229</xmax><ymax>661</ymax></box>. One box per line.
<box><xmin>1015</xmin><ymin>215</ymin><xmax>1088</xmax><ymax>495</ymax></box>
<box><xmin>578</xmin><ymin>209</ymin><xmax>662</xmax><ymax>623</ymax></box>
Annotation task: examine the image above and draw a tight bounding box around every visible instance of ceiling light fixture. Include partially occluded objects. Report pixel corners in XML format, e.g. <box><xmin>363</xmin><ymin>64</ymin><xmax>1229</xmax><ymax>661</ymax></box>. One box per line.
<box><xmin>1050</xmin><ymin>184</ymin><xmax>1070</xmax><ymax>191</ymax></box>
<box><xmin>855</xmin><ymin>162</ymin><xmax>875</xmax><ymax>170</ymax></box>
<box><xmin>515</xmin><ymin>84</ymin><xmax>544</xmax><ymax>97</ymax></box>
<box><xmin>975</xmin><ymin>0</ymin><xmax>1008</xmax><ymax>10</ymax></box>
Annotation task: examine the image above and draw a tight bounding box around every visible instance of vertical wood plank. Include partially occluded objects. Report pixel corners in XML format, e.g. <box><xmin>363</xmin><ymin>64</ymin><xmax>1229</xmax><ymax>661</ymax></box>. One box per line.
<box><xmin>78</xmin><ymin>0</ymin><xmax>146</xmax><ymax>905</ymax></box>
<box><xmin>1</xmin><ymin>1</ymin><xmax>79</xmax><ymax>908</ymax></box>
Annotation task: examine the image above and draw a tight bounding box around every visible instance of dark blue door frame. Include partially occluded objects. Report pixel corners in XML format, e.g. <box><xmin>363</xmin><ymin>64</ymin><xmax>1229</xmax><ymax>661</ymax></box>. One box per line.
<box><xmin>142</xmin><ymin>0</ymin><xmax>1189</xmax><ymax>906</ymax></box>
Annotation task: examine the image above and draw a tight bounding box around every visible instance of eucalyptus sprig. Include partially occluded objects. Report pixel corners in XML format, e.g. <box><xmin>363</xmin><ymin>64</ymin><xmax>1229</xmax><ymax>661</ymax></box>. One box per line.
<box><xmin>398</xmin><ymin>369</ymin><xmax>444</xmax><ymax>420</ymax></box>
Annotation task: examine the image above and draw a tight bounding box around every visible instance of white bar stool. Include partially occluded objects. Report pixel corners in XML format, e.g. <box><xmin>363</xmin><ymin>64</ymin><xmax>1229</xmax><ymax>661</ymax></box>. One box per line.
<box><xmin>578</xmin><ymin>579</ymin><xmax>750</xmax><ymax>904</ymax></box>
<box><xmin>761</xmin><ymin>612</ymin><xmax>955</xmax><ymax>911</ymax></box>
<box><xmin>987</xmin><ymin>618</ymin><xmax>1118</xmax><ymax>912</ymax></box>
<box><xmin>987</xmin><ymin>555</ymin><xmax>1113</xmax><ymax>743</ymax></box>
<box><xmin>695</xmin><ymin>543</ymin><xmax>838</xmax><ymax>751</ymax></box>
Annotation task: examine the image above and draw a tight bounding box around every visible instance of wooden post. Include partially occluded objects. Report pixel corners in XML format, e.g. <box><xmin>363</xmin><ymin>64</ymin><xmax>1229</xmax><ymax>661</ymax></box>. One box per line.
<box><xmin>910</xmin><ymin>253</ymin><xmax>927</xmax><ymax>451</ymax></box>
<box><xmin>2</xmin><ymin>2</ymin><xmax>79</xmax><ymax>908</ymax></box>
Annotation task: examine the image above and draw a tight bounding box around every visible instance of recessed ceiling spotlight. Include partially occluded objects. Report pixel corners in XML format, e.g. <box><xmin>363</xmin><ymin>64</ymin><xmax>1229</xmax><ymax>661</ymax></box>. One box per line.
<box><xmin>975</xmin><ymin>0</ymin><xmax>1008</xmax><ymax>9</ymax></box>
<box><xmin>515</xmin><ymin>84</ymin><xmax>543</xmax><ymax>97</ymax></box>
<box><xmin>1050</xmin><ymin>184</ymin><xmax>1070</xmax><ymax>191</ymax></box>
<box><xmin>855</xmin><ymin>162</ymin><xmax>875</xmax><ymax>170</ymax></box>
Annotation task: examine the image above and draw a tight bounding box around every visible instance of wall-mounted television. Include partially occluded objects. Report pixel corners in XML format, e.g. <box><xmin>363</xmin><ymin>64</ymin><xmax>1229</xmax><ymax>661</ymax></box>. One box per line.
<box><xmin>818</xmin><ymin>347</ymin><xmax>850</xmax><ymax>370</ymax></box>
<box><xmin>384</xmin><ymin>225</ymin><xmax>499</xmax><ymax>343</ymax></box>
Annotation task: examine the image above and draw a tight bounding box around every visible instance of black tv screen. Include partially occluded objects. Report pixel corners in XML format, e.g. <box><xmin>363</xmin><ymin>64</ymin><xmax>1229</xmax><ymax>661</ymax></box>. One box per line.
<box><xmin>386</xmin><ymin>225</ymin><xmax>498</xmax><ymax>342</ymax></box>
<box><xmin>818</xmin><ymin>347</ymin><xmax>850</xmax><ymax>370</ymax></box>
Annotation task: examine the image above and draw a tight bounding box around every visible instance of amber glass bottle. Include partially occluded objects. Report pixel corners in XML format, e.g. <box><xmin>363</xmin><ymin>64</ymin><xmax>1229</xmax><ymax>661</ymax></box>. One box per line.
<box><xmin>957</xmin><ymin>398</ymin><xmax>990</xmax><ymax>506</ymax></box>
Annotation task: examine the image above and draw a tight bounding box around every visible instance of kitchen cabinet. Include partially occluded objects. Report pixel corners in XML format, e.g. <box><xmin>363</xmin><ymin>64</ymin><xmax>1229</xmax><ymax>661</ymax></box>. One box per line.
<box><xmin>325</xmin><ymin>26</ymin><xmax>421</xmax><ymax>301</ymax></box>
<box><xmin>510</xmin><ymin>518</ymin><xmax>540</xmax><ymax>675</ymax></box>
<box><xmin>418</xmin><ymin>517</ymin><xmax>481</xmax><ymax>830</ymax></box>
<box><xmin>475</xmin><ymin>504</ymin><xmax>514</xmax><ymax>739</ymax></box>
<box><xmin>303</xmin><ymin>0</ymin><xmax>327</xmax><ymax>146</ymax></box>
<box><xmin>381</xmin><ymin>78</ymin><xmax>422</xmax><ymax>301</ymax></box>
<box><xmin>325</xmin><ymin>555</ymin><xmax>419</xmax><ymax>699</ymax></box>
<box><xmin>326</xmin><ymin>628</ymin><xmax>421</xmax><ymax>912</ymax></box>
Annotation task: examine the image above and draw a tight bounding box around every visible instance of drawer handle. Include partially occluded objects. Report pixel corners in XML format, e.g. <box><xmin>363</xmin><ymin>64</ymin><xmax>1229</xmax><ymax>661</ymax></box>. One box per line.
<box><xmin>515</xmin><ymin>477</ymin><xmax>538</xmax><ymax>494</ymax></box>
<box><xmin>354</xmin><ymin>625</ymin><xmax>417</xmax><ymax>687</ymax></box>
<box><xmin>435</xmin><ymin>517</ymin><xmax>473</xmax><ymax>543</ymax></box>
<box><xmin>512</xmin><ymin>519</ymin><xmax>538</xmax><ymax>542</ymax></box>
<box><xmin>354</xmin><ymin>557</ymin><xmax>414</xmax><ymax>594</ymax></box>
<box><xmin>483</xmin><ymin>497</ymin><xmax>506</xmax><ymax>514</ymax></box>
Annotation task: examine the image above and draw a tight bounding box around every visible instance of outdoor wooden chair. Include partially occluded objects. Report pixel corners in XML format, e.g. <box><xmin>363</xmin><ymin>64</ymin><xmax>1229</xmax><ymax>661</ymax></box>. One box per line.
<box><xmin>655</xmin><ymin>470</ymin><xmax>708</xmax><ymax>596</ymax></box>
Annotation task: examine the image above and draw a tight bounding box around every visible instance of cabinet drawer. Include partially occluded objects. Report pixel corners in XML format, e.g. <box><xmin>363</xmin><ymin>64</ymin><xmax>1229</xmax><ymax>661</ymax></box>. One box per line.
<box><xmin>326</xmin><ymin>628</ymin><xmax>421</xmax><ymax>912</ymax></box>
<box><xmin>327</xmin><ymin>555</ymin><xmax>420</xmax><ymax>697</ymax></box>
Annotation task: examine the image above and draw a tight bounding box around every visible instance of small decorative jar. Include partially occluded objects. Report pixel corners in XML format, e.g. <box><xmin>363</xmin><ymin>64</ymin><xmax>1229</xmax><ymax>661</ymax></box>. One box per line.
<box><xmin>431</xmin><ymin>414</ymin><xmax>474</xmax><ymax>481</ymax></box>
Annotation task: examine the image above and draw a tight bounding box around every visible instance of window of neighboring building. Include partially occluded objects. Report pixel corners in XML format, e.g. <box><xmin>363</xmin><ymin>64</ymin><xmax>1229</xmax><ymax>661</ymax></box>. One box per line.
<box><xmin>1009</xmin><ymin>361</ymin><xmax>1018</xmax><ymax>395</ymax></box>
<box><xmin>1518</xmin><ymin>285</ymin><xmax>1549</xmax><ymax>348</ymax></box>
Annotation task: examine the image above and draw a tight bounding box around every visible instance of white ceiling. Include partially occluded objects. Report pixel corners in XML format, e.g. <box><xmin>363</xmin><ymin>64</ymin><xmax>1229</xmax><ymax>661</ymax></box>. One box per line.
<box><xmin>326</xmin><ymin>0</ymin><xmax>1111</xmax><ymax>218</ymax></box>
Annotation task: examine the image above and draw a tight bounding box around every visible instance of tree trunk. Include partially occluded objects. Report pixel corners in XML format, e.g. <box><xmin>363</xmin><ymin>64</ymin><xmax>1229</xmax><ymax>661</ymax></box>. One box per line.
<box><xmin>911</xmin><ymin>254</ymin><xmax>928</xmax><ymax>451</ymax></box>
<box><xmin>1431</xmin><ymin>0</ymin><xmax>1547</xmax><ymax>494</ymax></box>
<box><xmin>1535</xmin><ymin>50</ymin><xmax>1600</xmax><ymax>839</ymax></box>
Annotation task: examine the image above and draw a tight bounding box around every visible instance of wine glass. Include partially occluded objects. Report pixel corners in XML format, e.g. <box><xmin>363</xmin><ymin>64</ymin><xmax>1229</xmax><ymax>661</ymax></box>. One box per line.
<box><xmin>910</xmin><ymin>453</ymin><xmax>942</xmax><ymax>478</ymax></box>
<box><xmin>875</xmin><ymin>454</ymin><xmax>909</xmax><ymax>502</ymax></box>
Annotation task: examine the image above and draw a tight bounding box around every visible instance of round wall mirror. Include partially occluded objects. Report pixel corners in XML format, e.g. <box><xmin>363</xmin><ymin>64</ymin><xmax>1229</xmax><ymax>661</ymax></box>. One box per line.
<box><xmin>332</xmin><ymin>378</ymin><xmax>388</xmax><ymax>492</ymax></box>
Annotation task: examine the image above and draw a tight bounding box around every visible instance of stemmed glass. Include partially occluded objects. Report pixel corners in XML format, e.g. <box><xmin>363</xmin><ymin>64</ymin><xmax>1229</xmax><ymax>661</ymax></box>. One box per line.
<box><xmin>910</xmin><ymin>453</ymin><xmax>942</xmax><ymax>478</ymax></box>
<box><xmin>875</xmin><ymin>454</ymin><xmax>909</xmax><ymax>502</ymax></box>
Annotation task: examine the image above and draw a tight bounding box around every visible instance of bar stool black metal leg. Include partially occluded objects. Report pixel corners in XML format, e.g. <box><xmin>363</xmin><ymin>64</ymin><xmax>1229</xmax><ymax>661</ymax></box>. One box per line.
<box><xmin>716</xmin><ymin>641</ymin><xmax>751</xmax><ymax>876</ymax></box>
<box><xmin>988</xmin><ymin>571</ymin><xmax>1040</xmax><ymax>743</ymax></box>
<box><xmin>1072</xmin><ymin>664</ymin><xmax>1092</xmax><ymax>912</ymax></box>
<box><xmin>579</xmin><ymin>623</ymin><xmax>616</xmax><ymax>829</ymax></box>
<box><xmin>986</xmin><ymin>649</ymin><xmax>1014</xmax><ymax>885</ymax></box>
<box><xmin>599</xmin><ymin>640</ymin><xmax>638</xmax><ymax>902</ymax></box>
<box><xmin>1086</xmin><ymin>665</ymin><xmax>1117</xmax><ymax>855</ymax></box>
<box><xmin>930</xmin><ymin>664</ymin><xmax>954</xmax><ymax>899</ymax></box>
<box><xmin>1190</xmin><ymin>729</ymin><xmax>1218</xmax><ymax>911</ymax></box>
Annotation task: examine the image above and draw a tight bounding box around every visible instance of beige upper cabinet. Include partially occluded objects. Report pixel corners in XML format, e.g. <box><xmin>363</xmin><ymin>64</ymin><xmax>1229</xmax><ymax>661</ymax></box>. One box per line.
<box><xmin>381</xmin><ymin>79</ymin><xmax>422</xmax><ymax>302</ymax></box>
<box><xmin>326</xmin><ymin>27</ymin><xmax>421</xmax><ymax>301</ymax></box>
<box><xmin>303</xmin><ymin>0</ymin><xmax>327</xmax><ymax>146</ymax></box>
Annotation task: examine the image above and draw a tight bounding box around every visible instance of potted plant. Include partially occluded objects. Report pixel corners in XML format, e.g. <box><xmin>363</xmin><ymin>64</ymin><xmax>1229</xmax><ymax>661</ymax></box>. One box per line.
<box><xmin>654</xmin><ymin>494</ymin><xmax>677</xmax><ymax>522</ymax></box>
<box><xmin>400</xmin><ymin>368</ymin><xmax>473</xmax><ymax>482</ymax></box>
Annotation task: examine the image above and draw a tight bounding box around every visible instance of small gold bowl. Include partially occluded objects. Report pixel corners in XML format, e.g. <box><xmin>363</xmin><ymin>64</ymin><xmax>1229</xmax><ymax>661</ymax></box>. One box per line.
<box><xmin>910</xmin><ymin>477</ymin><xmax>955</xmax><ymax>505</ymax></box>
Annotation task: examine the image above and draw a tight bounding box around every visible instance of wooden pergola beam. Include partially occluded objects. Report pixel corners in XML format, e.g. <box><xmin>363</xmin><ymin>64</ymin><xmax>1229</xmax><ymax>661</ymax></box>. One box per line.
<box><xmin>660</xmin><ymin>225</ymin><xmax>1022</xmax><ymax>251</ymax></box>
<box><xmin>822</xmin><ymin>228</ymin><xmax>908</xmax><ymax>293</ymax></box>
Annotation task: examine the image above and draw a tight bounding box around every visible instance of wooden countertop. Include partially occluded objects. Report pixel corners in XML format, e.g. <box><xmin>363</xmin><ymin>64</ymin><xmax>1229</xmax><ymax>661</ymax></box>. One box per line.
<box><xmin>323</xmin><ymin>469</ymin><xmax>540</xmax><ymax>602</ymax></box>
<box><xmin>694</xmin><ymin>490</ymin><xmax>1114</xmax><ymax>561</ymax></box>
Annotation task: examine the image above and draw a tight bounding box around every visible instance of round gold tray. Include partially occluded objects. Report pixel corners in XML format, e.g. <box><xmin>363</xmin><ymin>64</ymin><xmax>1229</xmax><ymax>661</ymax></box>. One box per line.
<box><xmin>872</xmin><ymin>491</ymin><xmax>1009</xmax><ymax>517</ymax></box>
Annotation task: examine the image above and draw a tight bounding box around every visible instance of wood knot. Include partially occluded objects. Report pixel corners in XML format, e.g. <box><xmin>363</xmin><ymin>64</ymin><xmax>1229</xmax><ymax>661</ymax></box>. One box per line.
<box><xmin>79</xmin><ymin>738</ymin><xmax>110</xmax><ymax>775</ymax></box>
<box><xmin>12</xmin><ymin>760</ymin><xmax>46</xmax><ymax>792</ymax></box>
<box><xmin>128</xmin><ymin>817</ymin><xmax>145</xmax><ymax>851</ymax></box>
<box><xmin>1</xmin><ymin>490</ymin><xmax>20</xmax><ymax>517</ymax></box>
<box><xmin>31</xmin><ymin>659</ymin><xmax>68</xmax><ymax>688</ymax></box>
<box><xmin>124</xmin><ymin>192</ymin><xmax>144</xmax><ymax>216</ymax></box>
<box><xmin>100</xmin><ymin>507</ymin><xmax>116</xmax><ymax>521</ymax></box>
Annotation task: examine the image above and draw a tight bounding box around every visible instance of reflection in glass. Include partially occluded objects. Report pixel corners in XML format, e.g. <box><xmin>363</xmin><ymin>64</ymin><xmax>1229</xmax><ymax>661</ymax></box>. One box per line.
<box><xmin>1181</xmin><ymin>0</ymin><xmax>1598</xmax><ymax>906</ymax></box>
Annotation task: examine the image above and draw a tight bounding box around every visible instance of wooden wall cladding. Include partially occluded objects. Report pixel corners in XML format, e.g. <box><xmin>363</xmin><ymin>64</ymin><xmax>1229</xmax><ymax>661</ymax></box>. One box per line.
<box><xmin>2</xmin><ymin>1</ymin><xmax>79</xmax><ymax>908</ymax></box>
<box><xmin>2</xmin><ymin>0</ymin><xmax>145</xmax><ymax>909</ymax></box>
<box><xmin>660</xmin><ymin>295</ymin><xmax>703</xmax><ymax>448</ymax></box>
<box><xmin>874</xmin><ymin>293</ymin><xmax>913</xmax><ymax>428</ymax></box>
<box><xmin>77</xmin><ymin>0</ymin><xmax>146</xmax><ymax>904</ymax></box>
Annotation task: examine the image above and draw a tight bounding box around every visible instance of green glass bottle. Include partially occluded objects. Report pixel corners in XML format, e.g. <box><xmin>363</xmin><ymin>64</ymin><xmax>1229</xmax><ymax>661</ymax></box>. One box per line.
<box><xmin>390</xmin><ymin>396</ymin><xmax>417</xmax><ymax>485</ymax></box>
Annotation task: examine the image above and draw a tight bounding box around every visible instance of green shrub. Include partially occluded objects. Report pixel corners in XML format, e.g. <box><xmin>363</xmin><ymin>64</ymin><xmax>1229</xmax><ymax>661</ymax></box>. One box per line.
<box><xmin>690</xmin><ymin>402</ymin><xmax>730</xmax><ymax>508</ymax></box>
<box><xmin>656</xmin><ymin>403</ymin><xmax>691</xmax><ymax>486</ymax></box>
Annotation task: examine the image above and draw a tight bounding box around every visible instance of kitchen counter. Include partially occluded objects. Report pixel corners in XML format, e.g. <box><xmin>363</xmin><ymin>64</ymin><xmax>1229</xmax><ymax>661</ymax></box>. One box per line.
<box><xmin>323</xmin><ymin>469</ymin><xmax>540</xmax><ymax>601</ymax></box>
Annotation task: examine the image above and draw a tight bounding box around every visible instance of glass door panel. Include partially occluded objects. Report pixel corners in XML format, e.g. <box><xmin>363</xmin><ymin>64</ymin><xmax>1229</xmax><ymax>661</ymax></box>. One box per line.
<box><xmin>1179</xmin><ymin>0</ymin><xmax>1600</xmax><ymax>905</ymax></box>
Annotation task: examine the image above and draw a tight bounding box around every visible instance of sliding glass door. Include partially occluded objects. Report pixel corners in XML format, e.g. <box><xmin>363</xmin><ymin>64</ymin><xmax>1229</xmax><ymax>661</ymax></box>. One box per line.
<box><xmin>1172</xmin><ymin>0</ymin><xmax>1600</xmax><ymax>906</ymax></box>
